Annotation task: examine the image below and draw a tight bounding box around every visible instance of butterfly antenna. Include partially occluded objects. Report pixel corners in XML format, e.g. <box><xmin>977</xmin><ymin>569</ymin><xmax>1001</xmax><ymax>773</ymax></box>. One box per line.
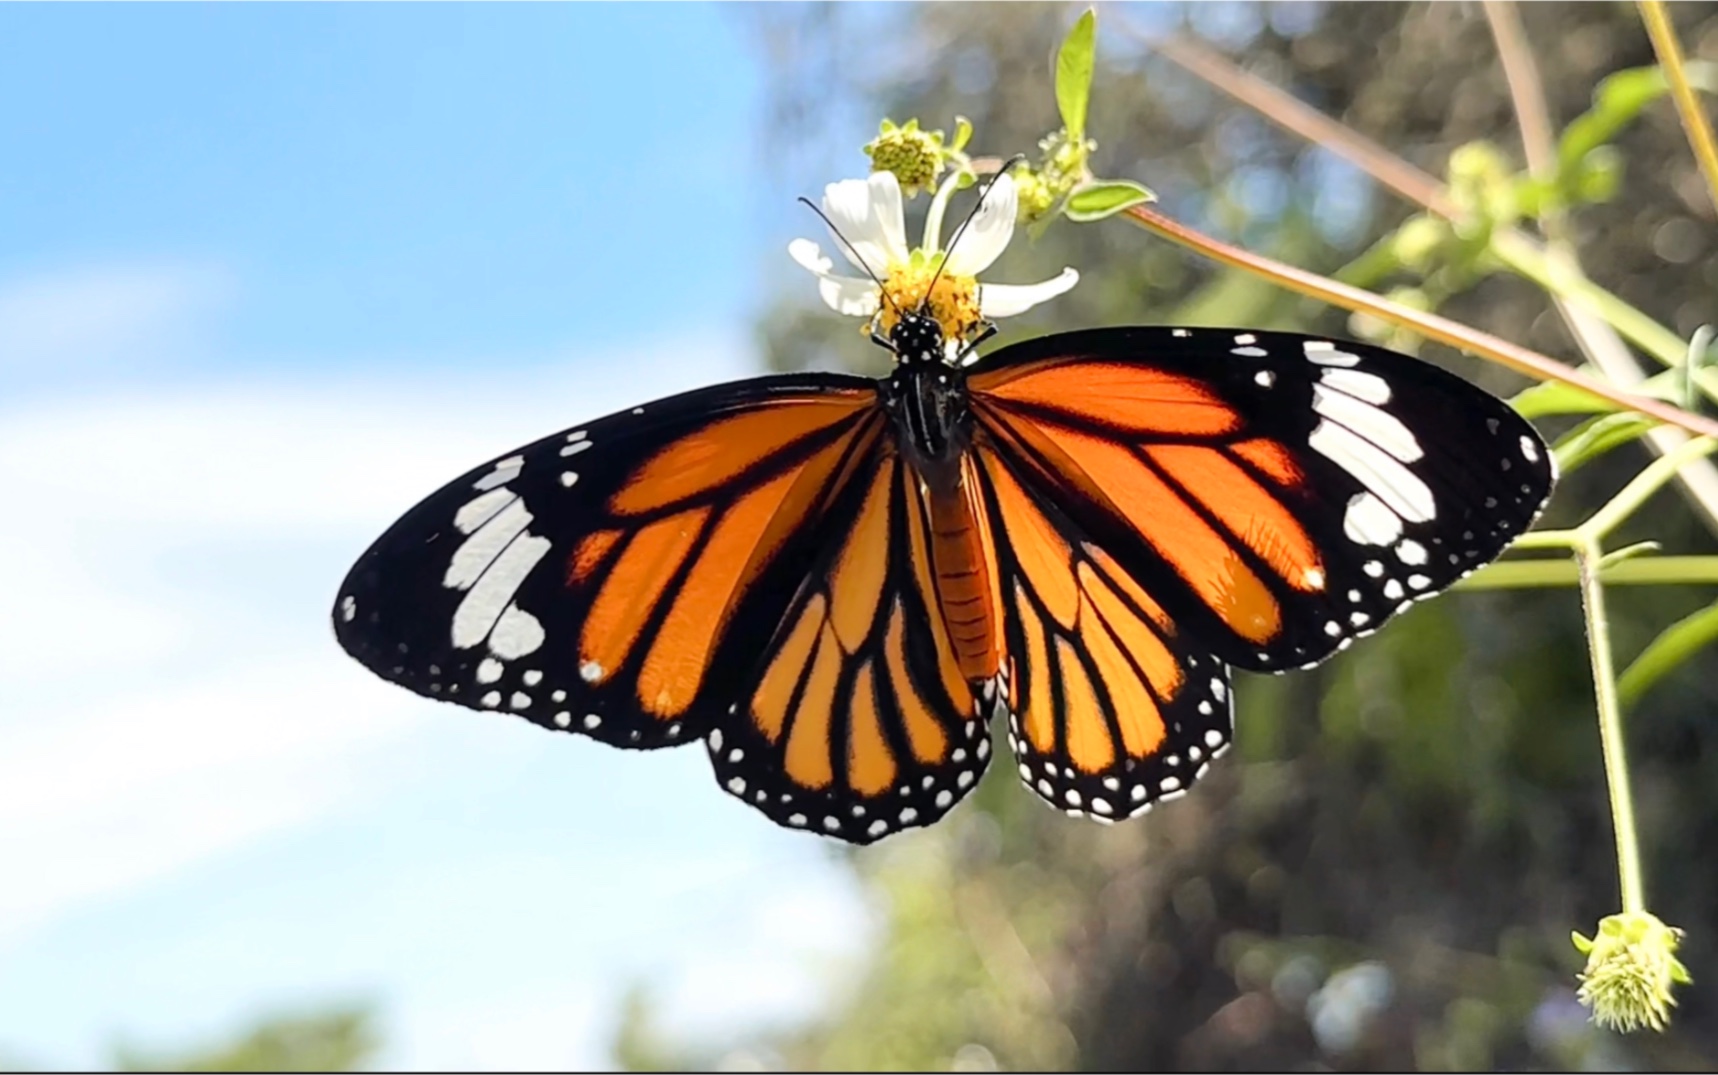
<box><xmin>921</xmin><ymin>154</ymin><xmax>1029</xmax><ymax>312</ymax></box>
<box><xmin>797</xmin><ymin>197</ymin><xmax>901</xmax><ymax>318</ymax></box>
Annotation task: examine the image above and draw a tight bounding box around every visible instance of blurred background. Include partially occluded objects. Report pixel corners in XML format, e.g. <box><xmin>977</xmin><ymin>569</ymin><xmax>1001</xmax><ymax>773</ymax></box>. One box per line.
<box><xmin>3</xmin><ymin>2</ymin><xmax>1717</xmax><ymax>1070</ymax></box>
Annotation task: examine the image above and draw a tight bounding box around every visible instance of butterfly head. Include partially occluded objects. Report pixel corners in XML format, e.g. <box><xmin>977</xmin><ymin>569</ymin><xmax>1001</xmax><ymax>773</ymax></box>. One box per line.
<box><xmin>888</xmin><ymin>310</ymin><xmax>950</xmax><ymax>367</ymax></box>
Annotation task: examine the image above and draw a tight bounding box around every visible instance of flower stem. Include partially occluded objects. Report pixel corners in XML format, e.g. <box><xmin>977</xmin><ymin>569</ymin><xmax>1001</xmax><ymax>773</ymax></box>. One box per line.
<box><xmin>1574</xmin><ymin>535</ymin><xmax>1645</xmax><ymax>915</ymax></box>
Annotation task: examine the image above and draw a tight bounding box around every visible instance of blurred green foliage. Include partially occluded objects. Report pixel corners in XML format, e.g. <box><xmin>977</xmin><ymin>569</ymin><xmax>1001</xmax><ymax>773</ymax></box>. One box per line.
<box><xmin>111</xmin><ymin>1004</ymin><xmax>380</xmax><ymax>1073</ymax></box>
<box><xmin>617</xmin><ymin>1</ymin><xmax>1718</xmax><ymax>1070</ymax></box>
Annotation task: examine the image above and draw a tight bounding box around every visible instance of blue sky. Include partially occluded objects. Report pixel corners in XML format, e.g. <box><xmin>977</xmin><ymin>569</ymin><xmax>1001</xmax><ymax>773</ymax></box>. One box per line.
<box><xmin>0</xmin><ymin>6</ymin><xmax>878</xmax><ymax>1069</ymax></box>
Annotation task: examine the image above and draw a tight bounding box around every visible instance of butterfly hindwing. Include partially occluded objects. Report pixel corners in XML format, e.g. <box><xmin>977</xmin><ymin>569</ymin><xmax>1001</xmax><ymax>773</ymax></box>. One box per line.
<box><xmin>708</xmin><ymin>448</ymin><xmax>996</xmax><ymax>843</ymax></box>
<box><xmin>332</xmin><ymin>374</ymin><xmax>881</xmax><ymax>750</ymax></box>
<box><xmin>972</xmin><ymin>443</ymin><xmax>1233</xmax><ymax>821</ymax></box>
<box><xmin>968</xmin><ymin>327</ymin><xmax>1553</xmax><ymax>674</ymax></box>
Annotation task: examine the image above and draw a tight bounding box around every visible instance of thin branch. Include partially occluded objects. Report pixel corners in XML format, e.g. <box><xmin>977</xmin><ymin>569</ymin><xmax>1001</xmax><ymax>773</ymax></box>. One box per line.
<box><xmin>1640</xmin><ymin>0</ymin><xmax>1718</xmax><ymax>218</ymax></box>
<box><xmin>1120</xmin><ymin>203</ymin><xmax>1718</xmax><ymax>441</ymax></box>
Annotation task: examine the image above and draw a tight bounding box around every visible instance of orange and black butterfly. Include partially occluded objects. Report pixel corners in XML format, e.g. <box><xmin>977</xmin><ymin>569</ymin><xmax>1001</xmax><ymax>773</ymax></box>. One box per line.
<box><xmin>334</xmin><ymin>303</ymin><xmax>1553</xmax><ymax>845</ymax></box>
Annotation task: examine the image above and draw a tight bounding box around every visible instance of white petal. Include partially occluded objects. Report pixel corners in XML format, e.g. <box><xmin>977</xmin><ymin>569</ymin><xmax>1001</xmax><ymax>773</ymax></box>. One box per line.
<box><xmin>944</xmin><ymin>172</ymin><xmax>1018</xmax><ymax>277</ymax></box>
<box><xmin>977</xmin><ymin>268</ymin><xmax>1080</xmax><ymax>317</ymax></box>
<box><xmin>818</xmin><ymin>274</ymin><xmax>881</xmax><ymax>317</ymax></box>
<box><xmin>788</xmin><ymin>237</ymin><xmax>834</xmax><ymax>275</ymax></box>
<box><xmin>821</xmin><ymin>172</ymin><xmax>907</xmax><ymax>276</ymax></box>
<box><xmin>790</xmin><ymin>238</ymin><xmax>880</xmax><ymax>317</ymax></box>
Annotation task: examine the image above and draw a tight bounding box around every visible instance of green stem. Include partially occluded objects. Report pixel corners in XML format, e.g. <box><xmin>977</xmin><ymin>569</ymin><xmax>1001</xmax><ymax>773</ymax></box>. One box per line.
<box><xmin>1574</xmin><ymin>536</ymin><xmax>1645</xmax><ymax>915</ymax></box>
<box><xmin>1491</xmin><ymin>230</ymin><xmax>1691</xmax><ymax>369</ymax></box>
<box><xmin>1584</xmin><ymin>436</ymin><xmax>1718</xmax><ymax>538</ymax></box>
<box><xmin>1455</xmin><ymin>554</ymin><xmax>1718</xmax><ymax>589</ymax></box>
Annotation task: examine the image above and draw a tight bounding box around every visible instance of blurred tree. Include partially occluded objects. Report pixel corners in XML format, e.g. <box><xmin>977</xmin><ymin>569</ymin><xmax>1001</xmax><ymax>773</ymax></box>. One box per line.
<box><xmin>617</xmin><ymin>1</ymin><xmax>1718</xmax><ymax>1070</ymax></box>
<box><xmin>111</xmin><ymin>1003</ymin><xmax>380</xmax><ymax>1073</ymax></box>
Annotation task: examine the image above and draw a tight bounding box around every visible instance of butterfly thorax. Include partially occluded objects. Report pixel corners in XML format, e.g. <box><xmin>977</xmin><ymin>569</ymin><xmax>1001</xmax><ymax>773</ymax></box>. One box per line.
<box><xmin>881</xmin><ymin>312</ymin><xmax>972</xmax><ymax>496</ymax></box>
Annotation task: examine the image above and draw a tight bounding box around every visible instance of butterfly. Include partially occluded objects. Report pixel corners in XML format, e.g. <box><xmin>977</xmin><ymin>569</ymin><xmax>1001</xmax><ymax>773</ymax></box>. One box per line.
<box><xmin>332</xmin><ymin>297</ymin><xmax>1555</xmax><ymax>844</ymax></box>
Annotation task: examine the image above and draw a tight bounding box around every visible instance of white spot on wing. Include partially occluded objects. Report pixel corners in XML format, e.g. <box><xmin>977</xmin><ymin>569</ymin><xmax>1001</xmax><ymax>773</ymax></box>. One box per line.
<box><xmin>1311</xmin><ymin>385</ymin><xmax>1423</xmax><ymax>463</ymax></box>
<box><xmin>454</xmin><ymin>488</ymin><xmax>518</xmax><ymax>534</ymax></box>
<box><xmin>445</xmin><ymin>499</ymin><xmax>532</xmax><ymax>588</ymax></box>
<box><xmin>1520</xmin><ymin>435</ymin><xmax>1540</xmax><ymax>463</ymax></box>
<box><xmin>473</xmin><ymin>456</ymin><xmax>524</xmax><ymax>492</ymax></box>
<box><xmin>560</xmin><ymin>440</ymin><xmax>592</xmax><ymax>458</ymax></box>
<box><xmin>1304</xmin><ymin>340</ymin><xmax>1360</xmax><ymax>366</ymax></box>
<box><xmin>1320</xmin><ymin>367</ymin><xmax>1392</xmax><ymax>404</ymax></box>
<box><xmin>487</xmin><ymin>603</ymin><xmax>545</xmax><ymax>659</ymax></box>
<box><xmin>476</xmin><ymin>658</ymin><xmax>503</xmax><ymax>684</ymax></box>
<box><xmin>580</xmin><ymin>660</ymin><xmax>605</xmax><ymax>683</ymax></box>
<box><xmin>1396</xmin><ymin>539</ymin><xmax>1428</xmax><ymax>565</ymax></box>
<box><xmin>1254</xmin><ymin>370</ymin><xmax>1276</xmax><ymax>388</ymax></box>
<box><xmin>450</xmin><ymin>533</ymin><xmax>551</xmax><ymax>649</ymax></box>
<box><xmin>1311</xmin><ymin>423</ymin><xmax>1435</xmax><ymax>522</ymax></box>
<box><xmin>339</xmin><ymin>595</ymin><xmax>356</xmax><ymax>622</ymax></box>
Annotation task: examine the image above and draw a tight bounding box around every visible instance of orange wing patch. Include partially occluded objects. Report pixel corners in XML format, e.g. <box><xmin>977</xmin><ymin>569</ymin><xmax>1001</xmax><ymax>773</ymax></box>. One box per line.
<box><xmin>566</xmin><ymin>406</ymin><xmax>881</xmax><ymax>722</ymax></box>
<box><xmin>1016</xmin><ymin>419</ymin><xmax>1282</xmax><ymax>644</ymax></box>
<box><xmin>610</xmin><ymin>392</ymin><xmax>872</xmax><ymax>516</ymax></box>
<box><xmin>973</xmin><ymin>360</ymin><xmax>1240</xmax><ymax>437</ymax></box>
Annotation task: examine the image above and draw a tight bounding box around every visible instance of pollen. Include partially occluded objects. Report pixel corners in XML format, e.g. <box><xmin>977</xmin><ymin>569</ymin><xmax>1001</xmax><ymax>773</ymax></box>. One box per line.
<box><xmin>877</xmin><ymin>262</ymin><xmax>981</xmax><ymax>342</ymax></box>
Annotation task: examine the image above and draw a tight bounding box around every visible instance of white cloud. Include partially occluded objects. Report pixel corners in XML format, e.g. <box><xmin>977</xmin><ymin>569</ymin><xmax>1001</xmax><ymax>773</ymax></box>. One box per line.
<box><xmin>0</xmin><ymin>262</ymin><xmax>232</xmax><ymax>372</ymax></box>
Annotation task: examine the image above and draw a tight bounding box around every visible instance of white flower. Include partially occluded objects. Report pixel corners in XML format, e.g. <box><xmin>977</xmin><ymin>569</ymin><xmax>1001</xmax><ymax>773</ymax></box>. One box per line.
<box><xmin>788</xmin><ymin>170</ymin><xmax>1079</xmax><ymax>345</ymax></box>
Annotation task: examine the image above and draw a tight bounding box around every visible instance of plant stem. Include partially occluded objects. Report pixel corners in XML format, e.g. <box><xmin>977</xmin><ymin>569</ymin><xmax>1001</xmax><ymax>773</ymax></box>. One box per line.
<box><xmin>1583</xmin><ymin>436</ymin><xmax>1718</xmax><ymax>538</ymax></box>
<box><xmin>1573</xmin><ymin>536</ymin><xmax>1645</xmax><ymax>914</ymax></box>
<box><xmin>1640</xmin><ymin>0</ymin><xmax>1718</xmax><ymax>218</ymax></box>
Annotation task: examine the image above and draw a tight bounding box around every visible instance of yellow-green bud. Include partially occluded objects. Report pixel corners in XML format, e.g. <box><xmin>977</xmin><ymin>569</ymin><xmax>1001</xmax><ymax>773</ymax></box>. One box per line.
<box><xmin>865</xmin><ymin>118</ymin><xmax>946</xmax><ymax>198</ymax></box>
<box><xmin>1013</xmin><ymin>167</ymin><xmax>1057</xmax><ymax>224</ymax></box>
<box><xmin>1573</xmin><ymin>912</ymin><xmax>1692</xmax><ymax>1033</ymax></box>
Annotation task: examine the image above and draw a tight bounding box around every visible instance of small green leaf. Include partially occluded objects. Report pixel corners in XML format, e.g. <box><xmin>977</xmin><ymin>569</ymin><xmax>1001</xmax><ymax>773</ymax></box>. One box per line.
<box><xmin>1620</xmin><ymin>598</ymin><xmax>1718</xmax><ymax>709</ymax></box>
<box><xmin>1553</xmin><ymin>411</ymin><xmax>1661</xmax><ymax>474</ymax></box>
<box><xmin>1055</xmin><ymin>9</ymin><xmax>1096</xmax><ymax>141</ymax></box>
<box><xmin>1510</xmin><ymin>377</ymin><xmax>1616</xmax><ymax>419</ymax></box>
<box><xmin>1063</xmin><ymin>178</ymin><xmax>1155</xmax><ymax>222</ymax></box>
<box><xmin>1559</xmin><ymin>62</ymin><xmax>1718</xmax><ymax>176</ymax></box>
<box><xmin>951</xmin><ymin>115</ymin><xmax>973</xmax><ymax>154</ymax></box>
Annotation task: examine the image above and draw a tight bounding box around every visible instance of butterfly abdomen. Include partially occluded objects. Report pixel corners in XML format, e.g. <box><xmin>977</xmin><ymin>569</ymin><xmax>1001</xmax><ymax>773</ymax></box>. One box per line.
<box><xmin>925</xmin><ymin>460</ymin><xmax>1004</xmax><ymax>683</ymax></box>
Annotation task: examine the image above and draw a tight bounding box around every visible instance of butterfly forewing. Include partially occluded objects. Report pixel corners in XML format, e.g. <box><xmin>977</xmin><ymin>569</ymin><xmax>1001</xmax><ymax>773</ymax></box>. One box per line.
<box><xmin>333</xmin><ymin>374</ymin><xmax>879</xmax><ymax>749</ymax></box>
<box><xmin>967</xmin><ymin>327</ymin><xmax>1554</xmax><ymax>675</ymax></box>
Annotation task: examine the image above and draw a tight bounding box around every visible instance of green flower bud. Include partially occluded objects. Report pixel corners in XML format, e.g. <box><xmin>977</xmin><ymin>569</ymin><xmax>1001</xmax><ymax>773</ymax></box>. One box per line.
<box><xmin>1013</xmin><ymin>166</ymin><xmax>1058</xmax><ymax>224</ymax></box>
<box><xmin>1573</xmin><ymin>912</ymin><xmax>1692</xmax><ymax>1033</ymax></box>
<box><xmin>865</xmin><ymin>118</ymin><xmax>946</xmax><ymax>198</ymax></box>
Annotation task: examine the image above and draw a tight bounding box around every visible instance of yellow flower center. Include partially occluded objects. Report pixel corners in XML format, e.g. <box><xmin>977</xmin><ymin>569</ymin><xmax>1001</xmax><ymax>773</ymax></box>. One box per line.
<box><xmin>877</xmin><ymin>261</ymin><xmax>981</xmax><ymax>342</ymax></box>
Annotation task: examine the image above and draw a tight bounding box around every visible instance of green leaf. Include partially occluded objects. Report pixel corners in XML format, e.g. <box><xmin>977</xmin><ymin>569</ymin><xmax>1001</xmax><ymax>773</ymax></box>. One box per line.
<box><xmin>1559</xmin><ymin>62</ymin><xmax>1718</xmax><ymax>176</ymax></box>
<box><xmin>1509</xmin><ymin>377</ymin><xmax>1616</xmax><ymax>419</ymax></box>
<box><xmin>1063</xmin><ymin>178</ymin><xmax>1155</xmax><ymax>222</ymax></box>
<box><xmin>1055</xmin><ymin>9</ymin><xmax>1096</xmax><ymax>141</ymax></box>
<box><xmin>1553</xmin><ymin>411</ymin><xmax>1661</xmax><ymax>474</ymax></box>
<box><xmin>951</xmin><ymin>115</ymin><xmax>973</xmax><ymax>153</ymax></box>
<box><xmin>1619</xmin><ymin>598</ymin><xmax>1718</xmax><ymax>709</ymax></box>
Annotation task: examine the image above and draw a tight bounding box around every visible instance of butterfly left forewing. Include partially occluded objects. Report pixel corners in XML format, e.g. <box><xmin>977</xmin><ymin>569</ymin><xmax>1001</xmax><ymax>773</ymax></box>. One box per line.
<box><xmin>333</xmin><ymin>374</ymin><xmax>879</xmax><ymax>749</ymax></box>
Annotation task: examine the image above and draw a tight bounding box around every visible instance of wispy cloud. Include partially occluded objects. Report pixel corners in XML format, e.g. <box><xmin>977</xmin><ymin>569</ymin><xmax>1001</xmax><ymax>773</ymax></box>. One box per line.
<box><xmin>0</xmin><ymin>262</ymin><xmax>232</xmax><ymax>373</ymax></box>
